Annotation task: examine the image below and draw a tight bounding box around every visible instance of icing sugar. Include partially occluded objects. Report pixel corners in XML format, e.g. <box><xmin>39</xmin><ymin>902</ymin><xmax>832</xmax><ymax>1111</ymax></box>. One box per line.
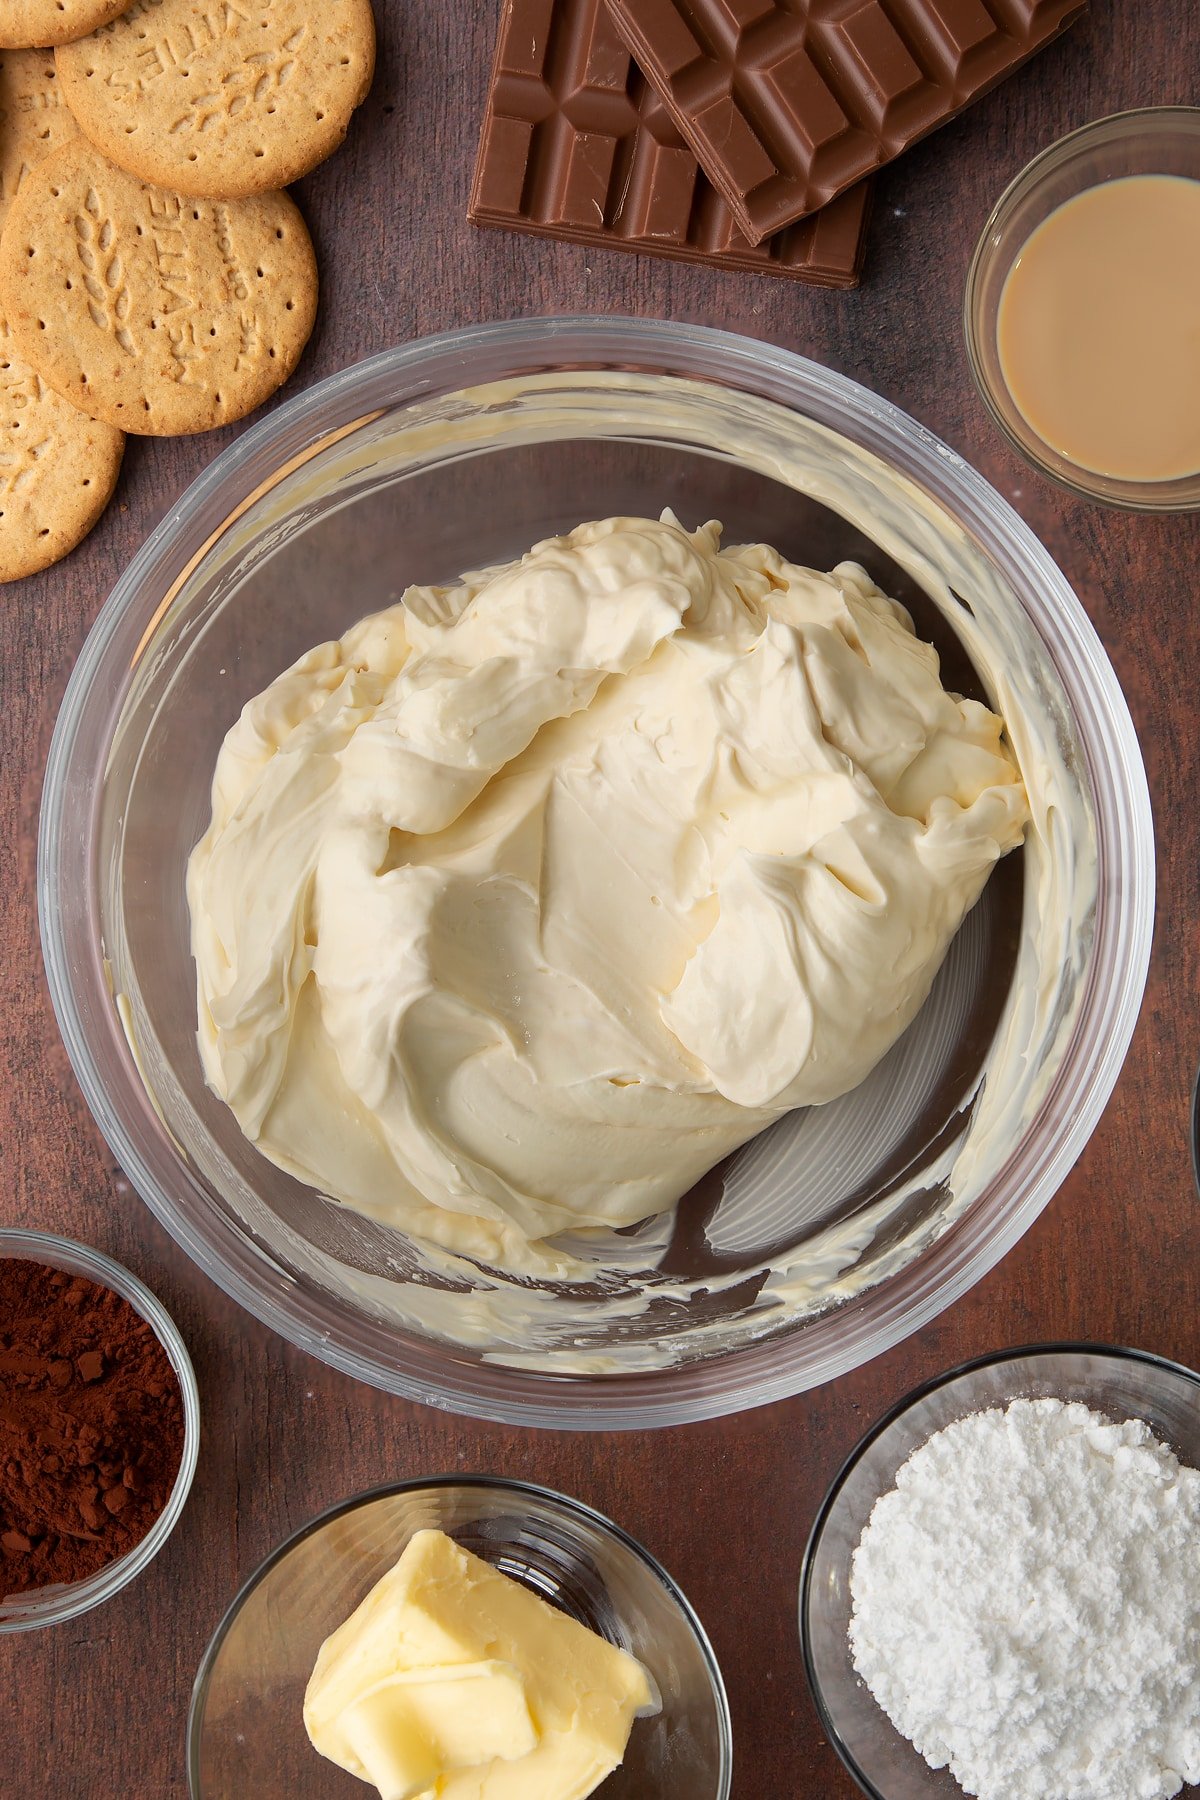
<box><xmin>850</xmin><ymin>1397</ymin><xmax>1200</xmax><ymax>1800</ymax></box>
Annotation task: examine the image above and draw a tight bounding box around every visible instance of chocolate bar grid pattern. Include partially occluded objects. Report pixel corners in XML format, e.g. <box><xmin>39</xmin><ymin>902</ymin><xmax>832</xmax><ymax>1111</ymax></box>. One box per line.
<box><xmin>607</xmin><ymin>0</ymin><xmax>1084</xmax><ymax>242</ymax></box>
<box><xmin>469</xmin><ymin>0</ymin><xmax>870</xmax><ymax>286</ymax></box>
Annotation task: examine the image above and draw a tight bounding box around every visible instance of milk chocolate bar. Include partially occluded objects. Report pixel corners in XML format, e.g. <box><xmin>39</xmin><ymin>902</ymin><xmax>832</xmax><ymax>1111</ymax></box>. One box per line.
<box><xmin>606</xmin><ymin>0</ymin><xmax>1085</xmax><ymax>243</ymax></box>
<box><xmin>469</xmin><ymin>0</ymin><xmax>871</xmax><ymax>286</ymax></box>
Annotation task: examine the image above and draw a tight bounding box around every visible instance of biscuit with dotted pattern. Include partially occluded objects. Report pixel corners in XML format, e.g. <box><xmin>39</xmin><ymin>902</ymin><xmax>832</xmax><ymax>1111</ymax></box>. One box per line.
<box><xmin>0</xmin><ymin>310</ymin><xmax>123</xmax><ymax>581</ymax></box>
<box><xmin>56</xmin><ymin>0</ymin><xmax>375</xmax><ymax>199</ymax></box>
<box><xmin>0</xmin><ymin>49</ymin><xmax>80</xmax><ymax>227</ymax></box>
<box><xmin>0</xmin><ymin>0</ymin><xmax>134</xmax><ymax>53</ymax></box>
<box><xmin>0</xmin><ymin>137</ymin><xmax>318</xmax><ymax>435</ymax></box>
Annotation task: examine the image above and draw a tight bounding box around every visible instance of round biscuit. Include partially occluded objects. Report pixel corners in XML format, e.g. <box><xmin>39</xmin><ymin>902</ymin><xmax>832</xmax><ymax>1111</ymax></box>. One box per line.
<box><xmin>55</xmin><ymin>0</ymin><xmax>375</xmax><ymax>199</ymax></box>
<box><xmin>0</xmin><ymin>139</ymin><xmax>318</xmax><ymax>435</ymax></box>
<box><xmin>0</xmin><ymin>310</ymin><xmax>123</xmax><ymax>582</ymax></box>
<box><xmin>0</xmin><ymin>48</ymin><xmax>80</xmax><ymax>230</ymax></box>
<box><xmin>0</xmin><ymin>0</ymin><xmax>135</xmax><ymax>52</ymax></box>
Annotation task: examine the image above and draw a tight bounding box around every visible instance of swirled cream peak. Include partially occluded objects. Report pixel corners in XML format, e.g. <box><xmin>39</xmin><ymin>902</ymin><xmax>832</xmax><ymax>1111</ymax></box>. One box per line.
<box><xmin>187</xmin><ymin>513</ymin><xmax>1028</xmax><ymax>1273</ymax></box>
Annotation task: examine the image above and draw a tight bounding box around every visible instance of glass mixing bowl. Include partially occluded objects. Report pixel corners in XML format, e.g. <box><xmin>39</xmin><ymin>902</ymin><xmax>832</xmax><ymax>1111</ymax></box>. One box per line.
<box><xmin>39</xmin><ymin>317</ymin><xmax>1154</xmax><ymax>1428</ymax></box>
<box><xmin>188</xmin><ymin>1476</ymin><xmax>731</xmax><ymax>1800</ymax></box>
<box><xmin>799</xmin><ymin>1344</ymin><xmax>1200</xmax><ymax>1798</ymax></box>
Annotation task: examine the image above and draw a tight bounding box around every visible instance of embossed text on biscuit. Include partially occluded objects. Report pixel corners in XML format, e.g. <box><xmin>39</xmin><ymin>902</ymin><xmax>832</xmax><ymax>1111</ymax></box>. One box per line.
<box><xmin>146</xmin><ymin>189</ymin><xmax>193</xmax><ymax>316</ymax></box>
<box><xmin>166</xmin><ymin>316</ymin><xmax>205</xmax><ymax>387</ymax></box>
<box><xmin>105</xmin><ymin>2</ymin><xmax>254</xmax><ymax>96</ymax></box>
<box><xmin>213</xmin><ymin>205</ymin><xmax>251</xmax><ymax>301</ymax></box>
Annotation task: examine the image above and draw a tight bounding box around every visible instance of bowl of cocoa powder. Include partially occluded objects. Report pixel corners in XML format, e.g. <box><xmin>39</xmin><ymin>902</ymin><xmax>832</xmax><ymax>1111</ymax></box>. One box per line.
<box><xmin>0</xmin><ymin>1228</ymin><xmax>199</xmax><ymax>1631</ymax></box>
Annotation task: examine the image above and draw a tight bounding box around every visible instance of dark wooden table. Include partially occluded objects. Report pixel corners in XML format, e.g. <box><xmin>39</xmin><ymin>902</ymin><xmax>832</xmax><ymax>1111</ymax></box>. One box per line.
<box><xmin>3</xmin><ymin>2</ymin><xmax>1198</xmax><ymax>1793</ymax></box>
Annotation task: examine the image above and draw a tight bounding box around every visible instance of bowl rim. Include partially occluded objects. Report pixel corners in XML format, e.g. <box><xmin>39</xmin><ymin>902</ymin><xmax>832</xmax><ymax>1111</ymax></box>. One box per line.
<box><xmin>38</xmin><ymin>314</ymin><xmax>1156</xmax><ymax>1428</ymax></box>
<box><xmin>0</xmin><ymin>1226</ymin><xmax>201</xmax><ymax>1634</ymax></box>
<box><xmin>797</xmin><ymin>1339</ymin><xmax>1200</xmax><ymax>1799</ymax></box>
<box><xmin>186</xmin><ymin>1471</ymin><xmax>734</xmax><ymax>1799</ymax></box>
<box><xmin>963</xmin><ymin>104</ymin><xmax>1200</xmax><ymax>512</ymax></box>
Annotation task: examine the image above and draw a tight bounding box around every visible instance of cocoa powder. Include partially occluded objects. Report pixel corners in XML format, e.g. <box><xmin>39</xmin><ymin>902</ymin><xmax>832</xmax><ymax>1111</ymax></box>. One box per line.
<box><xmin>0</xmin><ymin>1257</ymin><xmax>185</xmax><ymax>1596</ymax></box>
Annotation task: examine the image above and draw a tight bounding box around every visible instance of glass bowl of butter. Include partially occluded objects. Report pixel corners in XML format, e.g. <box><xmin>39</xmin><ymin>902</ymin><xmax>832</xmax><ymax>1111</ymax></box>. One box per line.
<box><xmin>39</xmin><ymin>317</ymin><xmax>1153</xmax><ymax>1428</ymax></box>
<box><xmin>187</xmin><ymin>1476</ymin><xmax>731</xmax><ymax>1799</ymax></box>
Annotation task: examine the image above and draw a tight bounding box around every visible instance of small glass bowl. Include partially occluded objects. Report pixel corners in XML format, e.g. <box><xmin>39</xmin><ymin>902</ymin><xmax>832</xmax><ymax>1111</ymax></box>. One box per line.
<box><xmin>188</xmin><ymin>1476</ymin><xmax>732</xmax><ymax>1799</ymax></box>
<box><xmin>0</xmin><ymin>1227</ymin><xmax>200</xmax><ymax>1634</ymax></box>
<box><xmin>965</xmin><ymin>107</ymin><xmax>1200</xmax><ymax>510</ymax></box>
<box><xmin>799</xmin><ymin>1344</ymin><xmax>1200</xmax><ymax>1798</ymax></box>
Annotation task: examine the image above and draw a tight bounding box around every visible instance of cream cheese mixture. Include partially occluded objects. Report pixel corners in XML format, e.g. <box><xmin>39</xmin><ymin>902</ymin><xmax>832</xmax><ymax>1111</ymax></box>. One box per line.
<box><xmin>187</xmin><ymin>512</ymin><xmax>1028</xmax><ymax>1274</ymax></box>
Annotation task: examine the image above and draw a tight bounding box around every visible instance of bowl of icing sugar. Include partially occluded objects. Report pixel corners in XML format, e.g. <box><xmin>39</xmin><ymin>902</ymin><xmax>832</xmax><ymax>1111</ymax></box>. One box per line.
<box><xmin>38</xmin><ymin>318</ymin><xmax>1153</xmax><ymax>1428</ymax></box>
<box><xmin>801</xmin><ymin>1343</ymin><xmax>1200</xmax><ymax>1800</ymax></box>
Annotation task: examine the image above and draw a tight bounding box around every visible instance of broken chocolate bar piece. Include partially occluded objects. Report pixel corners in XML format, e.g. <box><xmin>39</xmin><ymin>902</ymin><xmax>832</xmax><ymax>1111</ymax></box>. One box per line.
<box><xmin>606</xmin><ymin>0</ymin><xmax>1085</xmax><ymax>243</ymax></box>
<box><xmin>469</xmin><ymin>0</ymin><xmax>871</xmax><ymax>286</ymax></box>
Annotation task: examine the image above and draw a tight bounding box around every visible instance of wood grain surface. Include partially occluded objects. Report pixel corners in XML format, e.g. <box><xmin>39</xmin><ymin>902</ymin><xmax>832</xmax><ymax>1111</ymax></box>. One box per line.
<box><xmin>2</xmin><ymin>2</ymin><xmax>1198</xmax><ymax>1794</ymax></box>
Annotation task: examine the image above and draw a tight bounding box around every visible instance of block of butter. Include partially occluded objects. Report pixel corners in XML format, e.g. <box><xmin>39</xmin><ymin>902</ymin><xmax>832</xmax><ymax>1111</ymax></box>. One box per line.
<box><xmin>304</xmin><ymin>1527</ymin><xmax>660</xmax><ymax>1800</ymax></box>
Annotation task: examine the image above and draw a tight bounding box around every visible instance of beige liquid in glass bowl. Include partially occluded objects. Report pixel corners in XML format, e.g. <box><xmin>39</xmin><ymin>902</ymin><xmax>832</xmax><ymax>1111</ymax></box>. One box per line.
<box><xmin>997</xmin><ymin>174</ymin><xmax>1200</xmax><ymax>483</ymax></box>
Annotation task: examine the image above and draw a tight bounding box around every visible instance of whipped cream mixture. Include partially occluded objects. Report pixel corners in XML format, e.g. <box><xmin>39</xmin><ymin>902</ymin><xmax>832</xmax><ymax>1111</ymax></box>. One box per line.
<box><xmin>187</xmin><ymin>512</ymin><xmax>1027</xmax><ymax>1275</ymax></box>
